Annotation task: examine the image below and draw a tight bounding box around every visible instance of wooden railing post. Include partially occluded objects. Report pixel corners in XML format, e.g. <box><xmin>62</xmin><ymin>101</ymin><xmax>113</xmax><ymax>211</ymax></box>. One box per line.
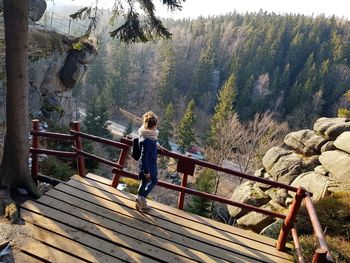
<box><xmin>176</xmin><ymin>156</ymin><xmax>195</xmax><ymax>210</ymax></box>
<box><xmin>72</xmin><ymin>121</ymin><xmax>85</xmax><ymax>177</ymax></box>
<box><xmin>111</xmin><ymin>137</ymin><xmax>131</xmax><ymax>188</ymax></box>
<box><xmin>292</xmin><ymin>228</ymin><xmax>305</xmax><ymax>263</ymax></box>
<box><xmin>31</xmin><ymin>119</ymin><xmax>40</xmax><ymax>182</ymax></box>
<box><xmin>312</xmin><ymin>248</ymin><xmax>328</xmax><ymax>263</ymax></box>
<box><xmin>177</xmin><ymin>173</ymin><xmax>188</xmax><ymax>210</ymax></box>
<box><xmin>276</xmin><ymin>187</ymin><xmax>304</xmax><ymax>251</ymax></box>
<box><xmin>305</xmin><ymin>193</ymin><xmax>334</xmax><ymax>262</ymax></box>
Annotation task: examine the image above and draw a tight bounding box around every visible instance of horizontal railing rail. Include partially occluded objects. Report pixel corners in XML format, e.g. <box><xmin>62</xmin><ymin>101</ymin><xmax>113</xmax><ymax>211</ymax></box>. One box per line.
<box><xmin>112</xmin><ymin>167</ymin><xmax>287</xmax><ymax>219</ymax></box>
<box><xmin>70</xmin><ymin>130</ymin><xmax>130</xmax><ymax>149</ymax></box>
<box><xmin>31</xmin><ymin>130</ymin><xmax>75</xmax><ymax>140</ymax></box>
<box><xmin>38</xmin><ymin>11</ymin><xmax>89</xmax><ymax>37</ymax></box>
<box><xmin>158</xmin><ymin>145</ymin><xmax>302</xmax><ymax>193</ymax></box>
<box><xmin>30</xmin><ymin>147</ymin><xmax>76</xmax><ymax>158</ymax></box>
<box><xmin>73</xmin><ymin>147</ymin><xmax>123</xmax><ymax>169</ymax></box>
<box><xmin>29</xmin><ymin>119</ymin><xmax>334</xmax><ymax>262</ymax></box>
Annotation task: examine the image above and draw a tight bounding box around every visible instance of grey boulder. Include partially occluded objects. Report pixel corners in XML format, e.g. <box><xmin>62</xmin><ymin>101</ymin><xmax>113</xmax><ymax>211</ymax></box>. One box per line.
<box><xmin>228</xmin><ymin>182</ymin><xmax>271</xmax><ymax>218</ymax></box>
<box><xmin>314</xmin><ymin>117</ymin><xmax>348</xmax><ymax>136</ymax></box>
<box><xmin>290</xmin><ymin>171</ymin><xmax>329</xmax><ymax>202</ymax></box>
<box><xmin>319</xmin><ymin>150</ymin><xmax>350</xmax><ymax>181</ymax></box>
<box><xmin>334</xmin><ymin>131</ymin><xmax>350</xmax><ymax>154</ymax></box>
<box><xmin>284</xmin><ymin>129</ymin><xmax>327</xmax><ymax>156</ymax></box>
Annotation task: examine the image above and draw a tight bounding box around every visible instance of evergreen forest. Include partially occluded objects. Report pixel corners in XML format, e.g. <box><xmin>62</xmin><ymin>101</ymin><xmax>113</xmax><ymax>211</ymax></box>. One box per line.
<box><xmin>80</xmin><ymin>10</ymin><xmax>350</xmax><ymax>131</ymax></box>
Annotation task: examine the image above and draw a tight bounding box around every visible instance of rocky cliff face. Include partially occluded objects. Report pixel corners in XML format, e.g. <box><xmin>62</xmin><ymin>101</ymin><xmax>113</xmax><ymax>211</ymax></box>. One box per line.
<box><xmin>27</xmin><ymin>33</ymin><xmax>97</xmax><ymax>125</ymax></box>
<box><xmin>228</xmin><ymin>117</ymin><xmax>350</xmax><ymax>232</ymax></box>
<box><xmin>0</xmin><ymin>0</ymin><xmax>47</xmax><ymax>22</ymax></box>
<box><xmin>0</xmin><ymin>0</ymin><xmax>96</xmax><ymax>125</ymax></box>
<box><xmin>0</xmin><ymin>27</ymin><xmax>97</xmax><ymax>125</ymax></box>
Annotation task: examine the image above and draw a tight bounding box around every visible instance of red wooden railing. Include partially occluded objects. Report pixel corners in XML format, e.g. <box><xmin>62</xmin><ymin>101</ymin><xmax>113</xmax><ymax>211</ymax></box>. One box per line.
<box><xmin>29</xmin><ymin>119</ymin><xmax>334</xmax><ymax>262</ymax></box>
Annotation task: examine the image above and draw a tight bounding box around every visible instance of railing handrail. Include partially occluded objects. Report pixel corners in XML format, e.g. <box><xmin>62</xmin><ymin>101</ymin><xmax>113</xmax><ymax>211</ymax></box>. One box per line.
<box><xmin>30</xmin><ymin>147</ymin><xmax>76</xmax><ymax>158</ymax></box>
<box><xmin>38</xmin><ymin>11</ymin><xmax>89</xmax><ymax>37</ymax></box>
<box><xmin>157</xmin><ymin>142</ymin><xmax>302</xmax><ymax>193</ymax></box>
<box><xmin>291</xmin><ymin>228</ymin><xmax>305</xmax><ymax>263</ymax></box>
<box><xmin>304</xmin><ymin>193</ymin><xmax>334</xmax><ymax>262</ymax></box>
<box><xmin>33</xmin><ymin>129</ymin><xmax>302</xmax><ymax>192</ymax></box>
<box><xmin>112</xmin><ymin>167</ymin><xmax>287</xmax><ymax>219</ymax></box>
<box><xmin>73</xmin><ymin>147</ymin><xmax>123</xmax><ymax>169</ymax></box>
<box><xmin>70</xmin><ymin>130</ymin><xmax>130</xmax><ymax>149</ymax></box>
<box><xmin>31</xmin><ymin>130</ymin><xmax>75</xmax><ymax>140</ymax></box>
<box><xmin>29</xmin><ymin>120</ymin><xmax>333</xmax><ymax>262</ymax></box>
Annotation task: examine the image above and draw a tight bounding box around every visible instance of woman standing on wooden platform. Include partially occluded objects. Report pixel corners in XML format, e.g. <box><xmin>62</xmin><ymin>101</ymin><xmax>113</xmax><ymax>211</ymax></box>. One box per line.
<box><xmin>136</xmin><ymin>111</ymin><xmax>159</xmax><ymax>211</ymax></box>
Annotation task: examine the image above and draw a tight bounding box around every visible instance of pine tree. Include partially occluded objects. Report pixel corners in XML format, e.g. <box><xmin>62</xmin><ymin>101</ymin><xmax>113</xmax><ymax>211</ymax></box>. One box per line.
<box><xmin>208</xmin><ymin>74</ymin><xmax>237</xmax><ymax>144</ymax></box>
<box><xmin>187</xmin><ymin>169</ymin><xmax>216</xmax><ymax>217</ymax></box>
<box><xmin>190</xmin><ymin>42</ymin><xmax>214</xmax><ymax>104</ymax></box>
<box><xmin>177</xmin><ymin>100</ymin><xmax>196</xmax><ymax>153</ymax></box>
<box><xmin>107</xmin><ymin>42</ymin><xmax>130</xmax><ymax>108</ymax></box>
<box><xmin>123</xmin><ymin>119</ymin><xmax>133</xmax><ymax>137</ymax></box>
<box><xmin>83</xmin><ymin>94</ymin><xmax>113</xmax><ymax>170</ymax></box>
<box><xmin>158</xmin><ymin>103</ymin><xmax>174</xmax><ymax>150</ymax></box>
<box><xmin>0</xmin><ymin>0</ymin><xmax>186</xmax><ymax>222</ymax></box>
<box><xmin>338</xmin><ymin>89</ymin><xmax>350</xmax><ymax>118</ymax></box>
<box><xmin>157</xmin><ymin>42</ymin><xmax>176</xmax><ymax>108</ymax></box>
<box><xmin>83</xmin><ymin>95</ymin><xmax>112</xmax><ymax>139</ymax></box>
<box><xmin>71</xmin><ymin>0</ymin><xmax>185</xmax><ymax>43</ymax></box>
<box><xmin>85</xmin><ymin>39</ymin><xmax>109</xmax><ymax>98</ymax></box>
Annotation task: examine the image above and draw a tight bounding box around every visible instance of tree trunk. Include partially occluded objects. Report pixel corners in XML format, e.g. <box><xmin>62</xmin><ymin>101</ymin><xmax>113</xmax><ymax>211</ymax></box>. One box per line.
<box><xmin>0</xmin><ymin>0</ymin><xmax>40</xmax><ymax>222</ymax></box>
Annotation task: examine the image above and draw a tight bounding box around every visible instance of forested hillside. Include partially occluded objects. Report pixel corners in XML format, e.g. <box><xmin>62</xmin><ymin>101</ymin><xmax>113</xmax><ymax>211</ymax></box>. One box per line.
<box><xmin>78</xmin><ymin>11</ymin><xmax>350</xmax><ymax>131</ymax></box>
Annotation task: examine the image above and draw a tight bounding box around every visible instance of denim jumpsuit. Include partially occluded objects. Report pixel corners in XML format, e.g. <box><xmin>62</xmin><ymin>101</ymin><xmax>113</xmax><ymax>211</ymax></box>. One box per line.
<box><xmin>138</xmin><ymin>138</ymin><xmax>158</xmax><ymax>198</ymax></box>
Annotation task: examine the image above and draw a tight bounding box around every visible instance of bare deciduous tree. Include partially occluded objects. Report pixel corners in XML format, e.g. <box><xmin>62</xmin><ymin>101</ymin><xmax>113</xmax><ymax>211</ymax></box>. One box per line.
<box><xmin>206</xmin><ymin>112</ymin><xmax>288</xmax><ymax>199</ymax></box>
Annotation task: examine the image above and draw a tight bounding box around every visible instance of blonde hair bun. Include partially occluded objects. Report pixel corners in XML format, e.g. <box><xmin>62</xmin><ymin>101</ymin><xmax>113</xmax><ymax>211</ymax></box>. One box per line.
<box><xmin>143</xmin><ymin>111</ymin><xmax>158</xmax><ymax>129</ymax></box>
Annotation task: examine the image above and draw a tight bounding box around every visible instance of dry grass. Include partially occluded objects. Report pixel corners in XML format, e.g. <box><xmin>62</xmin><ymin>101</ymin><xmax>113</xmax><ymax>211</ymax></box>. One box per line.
<box><xmin>296</xmin><ymin>194</ymin><xmax>350</xmax><ymax>239</ymax></box>
<box><xmin>28</xmin><ymin>28</ymin><xmax>70</xmax><ymax>62</ymax></box>
<box><xmin>29</xmin><ymin>28</ymin><xmax>68</xmax><ymax>53</ymax></box>
<box><xmin>298</xmin><ymin>235</ymin><xmax>350</xmax><ymax>263</ymax></box>
<box><xmin>119</xmin><ymin>177</ymin><xmax>139</xmax><ymax>195</ymax></box>
<box><xmin>295</xmin><ymin>193</ymin><xmax>350</xmax><ymax>262</ymax></box>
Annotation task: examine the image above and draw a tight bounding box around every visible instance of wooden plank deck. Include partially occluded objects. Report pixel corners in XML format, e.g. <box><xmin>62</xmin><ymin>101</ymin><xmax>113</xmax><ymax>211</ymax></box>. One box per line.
<box><xmin>19</xmin><ymin>173</ymin><xmax>294</xmax><ymax>263</ymax></box>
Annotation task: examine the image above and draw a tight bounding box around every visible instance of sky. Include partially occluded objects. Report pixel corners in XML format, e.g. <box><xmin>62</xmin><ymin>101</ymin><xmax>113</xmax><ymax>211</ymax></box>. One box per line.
<box><xmin>48</xmin><ymin>0</ymin><xmax>350</xmax><ymax>19</ymax></box>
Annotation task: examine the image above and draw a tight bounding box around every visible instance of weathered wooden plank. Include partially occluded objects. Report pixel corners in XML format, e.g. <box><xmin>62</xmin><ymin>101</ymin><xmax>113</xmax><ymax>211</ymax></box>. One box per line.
<box><xmin>20</xmin><ymin>208</ymin><xmax>156</xmax><ymax>263</ymax></box>
<box><xmin>55</xmin><ymin>181</ymin><xmax>293</xmax><ymax>262</ymax></box>
<box><xmin>21</xmin><ymin>201</ymin><xmax>202</xmax><ymax>263</ymax></box>
<box><xmin>14</xmin><ymin>252</ymin><xmax>45</xmax><ymax>263</ymax></box>
<box><xmin>38</xmin><ymin>192</ymin><xmax>269</xmax><ymax>263</ymax></box>
<box><xmin>24</xmin><ymin>223</ymin><xmax>126</xmax><ymax>263</ymax></box>
<box><xmin>79</xmin><ymin>174</ymin><xmax>279</xmax><ymax>247</ymax></box>
<box><xmin>20</xmin><ymin>237</ymin><xmax>87</xmax><ymax>263</ymax></box>
<box><xmin>68</xmin><ymin>177</ymin><xmax>293</xmax><ymax>257</ymax></box>
<box><xmin>85</xmin><ymin>173</ymin><xmax>112</xmax><ymax>185</ymax></box>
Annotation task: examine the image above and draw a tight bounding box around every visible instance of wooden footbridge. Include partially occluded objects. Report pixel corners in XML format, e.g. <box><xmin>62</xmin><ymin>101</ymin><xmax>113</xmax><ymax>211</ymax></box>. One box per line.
<box><xmin>21</xmin><ymin>120</ymin><xmax>334</xmax><ymax>262</ymax></box>
<box><xmin>19</xmin><ymin>173</ymin><xmax>293</xmax><ymax>262</ymax></box>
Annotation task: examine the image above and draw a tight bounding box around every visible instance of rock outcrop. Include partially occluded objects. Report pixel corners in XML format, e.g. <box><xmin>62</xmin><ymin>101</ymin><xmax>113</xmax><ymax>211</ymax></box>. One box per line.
<box><xmin>28</xmin><ymin>34</ymin><xmax>97</xmax><ymax>124</ymax></box>
<box><xmin>0</xmin><ymin>26</ymin><xmax>97</xmax><ymax>125</ymax></box>
<box><xmin>0</xmin><ymin>0</ymin><xmax>46</xmax><ymax>22</ymax></box>
<box><xmin>0</xmin><ymin>1</ymin><xmax>97</xmax><ymax>125</ymax></box>
<box><xmin>333</xmin><ymin>131</ymin><xmax>350</xmax><ymax>153</ymax></box>
<box><xmin>319</xmin><ymin>150</ymin><xmax>350</xmax><ymax>181</ymax></box>
<box><xmin>228</xmin><ymin>117</ymin><xmax>350</xmax><ymax>232</ymax></box>
<box><xmin>284</xmin><ymin>129</ymin><xmax>327</xmax><ymax>156</ymax></box>
<box><xmin>228</xmin><ymin>182</ymin><xmax>271</xmax><ymax>218</ymax></box>
<box><xmin>60</xmin><ymin>38</ymin><xmax>97</xmax><ymax>91</ymax></box>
